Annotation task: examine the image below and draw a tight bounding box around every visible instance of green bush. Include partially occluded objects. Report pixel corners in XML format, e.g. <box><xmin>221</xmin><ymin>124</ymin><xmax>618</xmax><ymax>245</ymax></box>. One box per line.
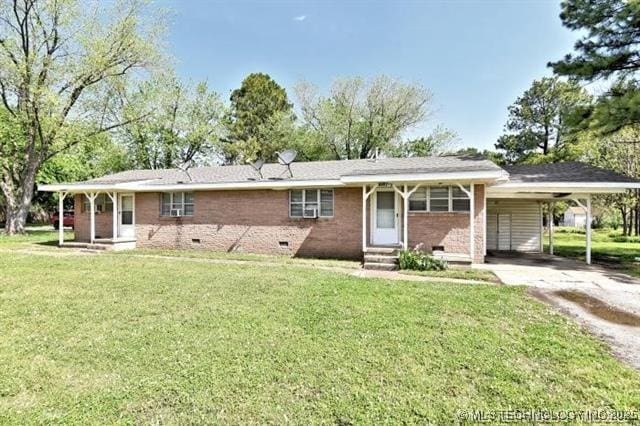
<box><xmin>399</xmin><ymin>248</ymin><xmax>448</xmax><ymax>271</ymax></box>
<box><xmin>612</xmin><ymin>235</ymin><xmax>640</xmax><ymax>243</ymax></box>
<box><xmin>555</xmin><ymin>227</ymin><xmax>585</xmax><ymax>234</ymax></box>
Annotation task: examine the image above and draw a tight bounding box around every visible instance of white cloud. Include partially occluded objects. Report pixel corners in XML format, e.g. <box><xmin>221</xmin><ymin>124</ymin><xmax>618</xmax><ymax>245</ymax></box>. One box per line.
<box><xmin>293</xmin><ymin>15</ymin><xmax>306</xmax><ymax>21</ymax></box>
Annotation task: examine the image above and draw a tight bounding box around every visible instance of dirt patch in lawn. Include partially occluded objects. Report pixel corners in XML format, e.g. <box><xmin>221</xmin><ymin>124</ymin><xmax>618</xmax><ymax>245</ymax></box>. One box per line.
<box><xmin>554</xmin><ymin>290</ymin><xmax>640</xmax><ymax>327</ymax></box>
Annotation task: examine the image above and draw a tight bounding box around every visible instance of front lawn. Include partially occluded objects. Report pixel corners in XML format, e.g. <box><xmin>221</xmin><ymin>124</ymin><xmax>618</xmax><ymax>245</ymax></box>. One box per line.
<box><xmin>0</xmin><ymin>231</ymin><xmax>639</xmax><ymax>423</ymax></box>
<box><xmin>547</xmin><ymin>227</ymin><xmax>640</xmax><ymax>277</ymax></box>
<box><xmin>399</xmin><ymin>267</ymin><xmax>501</xmax><ymax>283</ymax></box>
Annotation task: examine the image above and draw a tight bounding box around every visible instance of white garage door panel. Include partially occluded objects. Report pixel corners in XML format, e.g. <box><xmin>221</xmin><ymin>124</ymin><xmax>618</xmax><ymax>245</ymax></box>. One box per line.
<box><xmin>498</xmin><ymin>213</ymin><xmax>511</xmax><ymax>250</ymax></box>
<box><xmin>487</xmin><ymin>200</ymin><xmax>541</xmax><ymax>253</ymax></box>
<box><xmin>486</xmin><ymin>213</ymin><xmax>498</xmax><ymax>251</ymax></box>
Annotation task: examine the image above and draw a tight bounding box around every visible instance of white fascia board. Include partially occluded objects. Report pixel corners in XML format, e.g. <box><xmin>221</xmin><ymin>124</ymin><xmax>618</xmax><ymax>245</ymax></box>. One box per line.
<box><xmin>339</xmin><ymin>170</ymin><xmax>507</xmax><ymax>184</ymax></box>
<box><xmin>487</xmin><ymin>182</ymin><xmax>640</xmax><ymax>194</ymax></box>
<box><xmin>39</xmin><ymin>179</ymin><xmax>344</xmax><ymax>193</ymax></box>
<box><xmin>492</xmin><ymin>181</ymin><xmax>640</xmax><ymax>190</ymax></box>
<box><xmin>38</xmin><ymin>183</ymin><xmax>121</xmax><ymax>192</ymax></box>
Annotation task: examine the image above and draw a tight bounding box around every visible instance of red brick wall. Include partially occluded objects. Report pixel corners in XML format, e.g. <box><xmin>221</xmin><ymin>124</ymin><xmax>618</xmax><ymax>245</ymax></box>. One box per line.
<box><xmin>73</xmin><ymin>194</ymin><xmax>113</xmax><ymax>241</ymax></box>
<box><xmin>72</xmin><ymin>184</ymin><xmax>487</xmax><ymax>262</ymax></box>
<box><xmin>134</xmin><ymin>188</ymin><xmax>363</xmax><ymax>259</ymax></box>
<box><xmin>407</xmin><ymin>184</ymin><xmax>485</xmax><ymax>263</ymax></box>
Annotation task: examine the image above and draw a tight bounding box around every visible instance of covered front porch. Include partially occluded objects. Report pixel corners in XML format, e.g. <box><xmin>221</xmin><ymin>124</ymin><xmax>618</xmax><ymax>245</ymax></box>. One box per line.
<box><xmin>56</xmin><ymin>190</ymin><xmax>137</xmax><ymax>250</ymax></box>
<box><xmin>359</xmin><ymin>181</ymin><xmax>486</xmax><ymax>267</ymax></box>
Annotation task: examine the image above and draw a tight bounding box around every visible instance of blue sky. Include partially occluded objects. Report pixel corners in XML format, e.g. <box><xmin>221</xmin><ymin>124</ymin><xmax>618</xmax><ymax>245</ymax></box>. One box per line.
<box><xmin>159</xmin><ymin>0</ymin><xmax>576</xmax><ymax>150</ymax></box>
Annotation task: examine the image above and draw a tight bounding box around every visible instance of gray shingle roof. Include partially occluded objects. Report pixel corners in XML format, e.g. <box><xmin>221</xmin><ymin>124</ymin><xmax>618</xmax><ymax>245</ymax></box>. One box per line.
<box><xmin>87</xmin><ymin>155</ymin><xmax>503</xmax><ymax>185</ymax></box>
<box><xmin>504</xmin><ymin>162</ymin><xmax>640</xmax><ymax>184</ymax></box>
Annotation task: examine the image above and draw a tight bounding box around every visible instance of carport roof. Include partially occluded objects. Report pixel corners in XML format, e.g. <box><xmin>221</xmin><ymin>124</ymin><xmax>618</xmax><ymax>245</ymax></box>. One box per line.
<box><xmin>504</xmin><ymin>162</ymin><xmax>640</xmax><ymax>184</ymax></box>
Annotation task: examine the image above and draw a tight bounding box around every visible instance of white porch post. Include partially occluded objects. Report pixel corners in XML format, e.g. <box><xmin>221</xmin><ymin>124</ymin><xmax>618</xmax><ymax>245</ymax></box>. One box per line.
<box><xmin>392</xmin><ymin>184</ymin><xmax>423</xmax><ymax>250</ymax></box>
<box><xmin>586</xmin><ymin>196</ymin><xmax>592</xmax><ymax>265</ymax></box>
<box><xmin>58</xmin><ymin>191</ymin><xmax>67</xmax><ymax>246</ymax></box>
<box><xmin>107</xmin><ymin>192</ymin><xmax>117</xmax><ymax>240</ymax></box>
<box><xmin>548</xmin><ymin>202</ymin><xmax>554</xmax><ymax>255</ymax></box>
<box><xmin>362</xmin><ymin>184</ymin><xmax>379</xmax><ymax>252</ymax></box>
<box><xmin>84</xmin><ymin>192</ymin><xmax>98</xmax><ymax>244</ymax></box>
<box><xmin>456</xmin><ymin>183</ymin><xmax>474</xmax><ymax>261</ymax></box>
<box><xmin>362</xmin><ymin>186</ymin><xmax>367</xmax><ymax>252</ymax></box>
<box><xmin>403</xmin><ymin>184</ymin><xmax>409</xmax><ymax>249</ymax></box>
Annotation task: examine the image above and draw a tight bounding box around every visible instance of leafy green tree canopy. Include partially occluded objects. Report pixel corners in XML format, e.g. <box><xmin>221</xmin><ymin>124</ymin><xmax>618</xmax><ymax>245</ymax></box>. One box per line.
<box><xmin>550</xmin><ymin>0</ymin><xmax>640</xmax><ymax>133</ymax></box>
<box><xmin>222</xmin><ymin>73</ymin><xmax>295</xmax><ymax>164</ymax></box>
<box><xmin>295</xmin><ymin>76</ymin><xmax>432</xmax><ymax>160</ymax></box>
<box><xmin>495</xmin><ymin>77</ymin><xmax>590</xmax><ymax>164</ymax></box>
<box><xmin>0</xmin><ymin>0</ymin><xmax>161</xmax><ymax>234</ymax></box>
<box><xmin>121</xmin><ymin>72</ymin><xmax>225</xmax><ymax>169</ymax></box>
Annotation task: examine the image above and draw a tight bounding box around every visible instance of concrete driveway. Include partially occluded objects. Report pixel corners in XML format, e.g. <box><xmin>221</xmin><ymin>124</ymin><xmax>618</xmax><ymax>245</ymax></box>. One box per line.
<box><xmin>476</xmin><ymin>253</ymin><xmax>640</xmax><ymax>369</ymax></box>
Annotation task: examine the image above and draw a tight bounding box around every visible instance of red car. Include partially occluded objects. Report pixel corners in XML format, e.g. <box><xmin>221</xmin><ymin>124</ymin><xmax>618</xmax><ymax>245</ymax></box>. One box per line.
<box><xmin>51</xmin><ymin>210</ymin><xmax>74</xmax><ymax>230</ymax></box>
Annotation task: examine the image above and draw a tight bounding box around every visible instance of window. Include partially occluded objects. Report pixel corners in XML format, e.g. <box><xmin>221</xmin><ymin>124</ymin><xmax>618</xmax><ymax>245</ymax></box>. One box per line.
<box><xmin>408</xmin><ymin>187</ymin><xmax>427</xmax><ymax>211</ymax></box>
<box><xmin>290</xmin><ymin>189</ymin><xmax>334</xmax><ymax>218</ymax></box>
<box><xmin>407</xmin><ymin>185</ymin><xmax>472</xmax><ymax>213</ymax></box>
<box><xmin>82</xmin><ymin>194</ymin><xmax>113</xmax><ymax>213</ymax></box>
<box><xmin>429</xmin><ymin>186</ymin><xmax>450</xmax><ymax>212</ymax></box>
<box><xmin>161</xmin><ymin>192</ymin><xmax>195</xmax><ymax>216</ymax></box>
<box><xmin>451</xmin><ymin>185</ymin><xmax>470</xmax><ymax>212</ymax></box>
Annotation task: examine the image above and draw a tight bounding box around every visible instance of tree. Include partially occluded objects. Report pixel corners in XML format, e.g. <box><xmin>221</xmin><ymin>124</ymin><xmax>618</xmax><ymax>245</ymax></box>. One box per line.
<box><xmin>495</xmin><ymin>77</ymin><xmax>590</xmax><ymax>164</ymax></box>
<box><xmin>222</xmin><ymin>73</ymin><xmax>294</xmax><ymax>164</ymax></box>
<box><xmin>295</xmin><ymin>76</ymin><xmax>432</xmax><ymax>160</ymax></box>
<box><xmin>121</xmin><ymin>73</ymin><xmax>225</xmax><ymax>169</ymax></box>
<box><xmin>585</xmin><ymin>126</ymin><xmax>640</xmax><ymax>236</ymax></box>
<box><xmin>392</xmin><ymin>126</ymin><xmax>458</xmax><ymax>157</ymax></box>
<box><xmin>0</xmin><ymin>0</ymin><xmax>160</xmax><ymax>234</ymax></box>
<box><xmin>549</xmin><ymin>0</ymin><xmax>640</xmax><ymax>133</ymax></box>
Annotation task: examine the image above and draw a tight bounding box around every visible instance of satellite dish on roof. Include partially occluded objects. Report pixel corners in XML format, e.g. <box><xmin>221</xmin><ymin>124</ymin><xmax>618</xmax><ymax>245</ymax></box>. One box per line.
<box><xmin>277</xmin><ymin>150</ymin><xmax>297</xmax><ymax>177</ymax></box>
<box><xmin>177</xmin><ymin>160</ymin><xmax>193</xmax><ymax>182</ymax></box>
<box><xmin>250</xmin><ymin>159</ymin><xmax>265</xmax><ymax>179</ymax></box>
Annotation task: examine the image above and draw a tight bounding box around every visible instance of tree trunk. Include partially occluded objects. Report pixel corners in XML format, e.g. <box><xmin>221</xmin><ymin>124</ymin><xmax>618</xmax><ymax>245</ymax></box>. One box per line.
<box><xmin>636</xmin><ymin>190</ymin><xmax>640</xmax><ymax>236</ymax></box>
<box><xmin>621</xmin><ymin>206</ymin><xmax>628</xmax><ymax>236</ymax></box>
<box><xmin>1</xmin><ymin>158</ymin><xmax>39</xmax><ymax>235</ymax></box>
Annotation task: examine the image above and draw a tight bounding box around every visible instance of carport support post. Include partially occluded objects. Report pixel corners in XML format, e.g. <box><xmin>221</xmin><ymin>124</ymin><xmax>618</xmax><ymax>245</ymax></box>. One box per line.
<box><xmin>548</xmin><ymin>202</ymin><xmax>554</xmax><ymax>255</ymax></box>
<box><xmin>58</xmin><ymin>191</ymin><xmax>67</xmax><ymax>246</ymax></box>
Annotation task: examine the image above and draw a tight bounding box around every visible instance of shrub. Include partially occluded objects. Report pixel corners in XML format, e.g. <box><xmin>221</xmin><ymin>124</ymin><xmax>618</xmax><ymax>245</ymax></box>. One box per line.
<box><xmin>555</xmin><ymin>227</ymin><xmax>585</xmax><ymax>234</ymax></box>
<box><xmin>612</xmin><ymin>235</ymin><xmax>640</xmax><ymax>243</ymax></box>
<box><xmin>399</xmin><ymin>248</ymin><xmax>448</xmax><ymax>271</ymax></box>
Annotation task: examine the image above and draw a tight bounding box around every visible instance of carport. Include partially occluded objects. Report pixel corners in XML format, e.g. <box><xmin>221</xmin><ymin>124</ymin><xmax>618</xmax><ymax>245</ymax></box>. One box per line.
<box><xmin>485</xmin><ymin>162</ymin><xmax>640</xmax><ymax>265</ymax></box>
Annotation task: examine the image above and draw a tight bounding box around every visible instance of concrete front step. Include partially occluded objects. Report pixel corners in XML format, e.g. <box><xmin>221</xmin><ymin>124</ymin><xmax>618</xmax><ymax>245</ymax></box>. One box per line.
<box><xmin>364</xmin><ymin>254</ymin><xmax>399</xmax><ymax>264</ymax></box>
<box><xmin>366</xmin><ymin>246</ymin><xmax>401</xmax><ymax>255</ymax></box>
<box><xmin>363</xmin><ymin>262</ymin><xmax>398</xmax><ymax>271</ymax></box>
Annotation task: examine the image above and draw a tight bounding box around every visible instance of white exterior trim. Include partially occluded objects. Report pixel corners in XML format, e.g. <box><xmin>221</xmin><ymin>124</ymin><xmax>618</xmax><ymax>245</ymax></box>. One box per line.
<box><xmin>341</xmin><ymin>170</ymin><xmax>506</xmax><ymax>184</ymax></box>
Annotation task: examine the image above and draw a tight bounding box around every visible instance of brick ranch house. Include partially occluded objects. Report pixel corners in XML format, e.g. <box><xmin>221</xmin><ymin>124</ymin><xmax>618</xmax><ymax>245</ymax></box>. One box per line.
<box><xmin>39</xmin><ymin>156</ymin><xmax>640</xmax><ymax>268</ymax></box>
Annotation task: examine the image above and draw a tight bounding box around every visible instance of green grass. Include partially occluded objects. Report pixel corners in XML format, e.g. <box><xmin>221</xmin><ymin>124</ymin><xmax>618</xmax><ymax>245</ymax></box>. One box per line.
<box><xmin>122</xmin><ymin>248</ymin><xmax>362</xmax><ymax>270</ymax></box>
<box><xmin>399</xmin><ymin>268</ymin><xmax>501</xmax><ymax>283</ymax></box>
<box><xmin>547</xmin><ymin>227</ymin><xmax>640</xmax><ymax>277</ymax></box>
<box><xmin>0</xmin><ymin>231</ymin><xmax>639</xmax><ymax>423</ymax></box>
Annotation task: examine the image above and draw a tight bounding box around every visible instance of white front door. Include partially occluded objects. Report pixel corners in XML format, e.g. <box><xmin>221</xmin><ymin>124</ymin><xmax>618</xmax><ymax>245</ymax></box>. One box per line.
<box><xmin>372</xmin><ymin>190</ymin><xmax>399</xmax><ymax>245</ymax></box>
<box><xmin>118</xmin><ymin>194</ymin><xmax>135</xmax><ymax>239</ymax></box>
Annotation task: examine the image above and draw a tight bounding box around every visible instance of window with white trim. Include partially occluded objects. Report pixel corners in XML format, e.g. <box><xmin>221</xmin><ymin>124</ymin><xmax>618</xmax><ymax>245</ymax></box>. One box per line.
<box><xmin>451</xmin><ymin>185</ymin><xmax>471</xmax><ymax>212</ymax></box>
<box><xmin>408</xmin><ymin>187</ymin><xmax>427</xmax><ymax>211</ymax></box>
<box><xmin>289</xmin><ymin>189</ymin><xmax>334</xmax><ymax>218</ymax></box>
<box><xmin>161</xmin><ymin>192</ymin><xmax>195</xmax><ymax>216</ymax></box>
<box><xmin>81</xmin><ymin>194</ymin><xmax>113</xmax><ymax>213</ymax></box>
<box><xmin>429</xmin><ymin>186</ymin><xmax>450</xmax><ymax>212</ymax></box>
<box><xmin>408</xmin><ymin>185</ymin><xmax>471</xmax><ymax>212</ymax></box>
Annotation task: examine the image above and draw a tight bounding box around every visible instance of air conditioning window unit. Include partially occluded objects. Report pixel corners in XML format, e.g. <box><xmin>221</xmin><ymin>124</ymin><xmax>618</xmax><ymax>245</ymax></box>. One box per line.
<box><xmin>170</xmin><ymin>208</ymin><xmax>183</xmax><ymax>217</ymax></box>
<box><xmin>303</xmin><ymin>207</ymin><xmax>318</xmax><ymax>219</ymax></box>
